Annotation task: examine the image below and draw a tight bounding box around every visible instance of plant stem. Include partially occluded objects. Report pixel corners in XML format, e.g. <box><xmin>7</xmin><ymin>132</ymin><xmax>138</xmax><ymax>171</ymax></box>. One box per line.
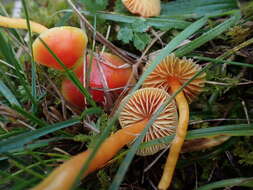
<box><xmin>33</xmin><ymin>119</ymin><xmax>148</xmax><ymax>190</ymax></box>
<box><xmin>0</xmin><ymin>15</ymin><xmax>47</xmax><ymax>34</ymax></box>
<box><xmin>158</xmin><ymin>81</ymin><xmax>189</xmax><ymax>190</ymax></box>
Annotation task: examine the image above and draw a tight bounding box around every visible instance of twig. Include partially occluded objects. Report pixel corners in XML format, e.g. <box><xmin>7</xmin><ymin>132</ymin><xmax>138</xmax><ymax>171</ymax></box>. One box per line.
<box><xmin>67</xmin><ymin>0</ymin><xmax>136</xmax><ymax>64</ymax></box>
<box><xmin>144</xmin><ymin>147</ymin><xmax>169</xmax><ymax>173</ymax></box>
<box><xmin>0</xmin><ymin>121</ymin><xmax>8</xmax><ymax>132</ymax></box>
<box><xmin>53</xmin><ymin>147</ymin><xmax>71</xmax><ymax>156</ymax></box>
<box><xmin>219</xmin><ymin>37</ymin><xmax>253</xmax><ymax>60</ymax></box>
<box><xmin>241</xmin><ymin>100</ymin><xmax>250</xmax><ymax>124</ymax></box>
<box><xmin>17</xmin><ymin>119</ymin><xmax>35</xmax><ymax>130</ymax></box>
<box><xmin>101</xmin><ymin>25</ymin><xmax>111</xmax><ymax>53</ymax></box>
<box><xmin>83</xmin><ymin>120</ymin><xmax>100</xmax><ymax>133</ymax></box>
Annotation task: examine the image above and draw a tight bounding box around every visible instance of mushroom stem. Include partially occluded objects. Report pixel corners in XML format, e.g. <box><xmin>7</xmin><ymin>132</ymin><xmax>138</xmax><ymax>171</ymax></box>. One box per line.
<box><xmin>158</xmin><ymin>80</ymin><xmax>189</xmax><ymax>190</ymax></box>
<box><xmin>33</xmin><ymin>119</ymin><xmax>149</xmax><ymax>190</ymax></box>
<box><xmin>0</xmin><ymin>15</ymin><xmax>48</xmax><ymax>34</ymax></box>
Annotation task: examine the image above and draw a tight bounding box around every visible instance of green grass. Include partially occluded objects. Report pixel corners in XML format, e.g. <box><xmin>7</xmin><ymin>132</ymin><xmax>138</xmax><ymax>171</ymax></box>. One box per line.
<box><xmin>0</xmin><ymin>0</ymin><xmax>253</xmax><ymax>190</ymax></box>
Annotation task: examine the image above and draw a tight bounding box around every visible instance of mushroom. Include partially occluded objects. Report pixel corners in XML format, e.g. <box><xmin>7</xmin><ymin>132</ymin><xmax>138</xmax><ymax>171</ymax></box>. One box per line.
<box><xmin>122</xmin><ymin>0</ymin><xmax>161</xmax><ymax>18</ymax></box>
<box><xmin>142</xmin><ymin>54</ymin><xmax>206</xmax><ymax>190</ymax></box>
<box><xmin>32</xmin><ymin>26</ymin><xmax>88</xmax><ymax>70</ymax></box>
<box><xmin>61</xmin><ymin>52</ymin><xmax>134</xmax><ymax>108</ymax></box>
<box><xmin>0</xmin><ymin>16</ymin><xmax>88</xmax><ymax>70</ymax></box>
<box><xmin>32</xmin><ymin>88</ymin><xmax>178</xmax><ymax>190</ymax></box>
<box><xmin>119</xmin><ymin>89</ymin><xmax>178</xmax><ymax>156</ymax></box>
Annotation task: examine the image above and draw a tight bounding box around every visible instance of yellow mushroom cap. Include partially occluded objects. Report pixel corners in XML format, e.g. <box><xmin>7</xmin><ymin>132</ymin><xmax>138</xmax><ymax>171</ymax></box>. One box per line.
<box><xmin>143</xmin><ymin>54</ymin><xmax>206</xmax><ymax>103</ymax></box>
<box><xmin>122</xmin><ymin>0</ymin><xmax>161</xmax><ymax>18</ymax></box>
<box><xmin>119</xmin><ymin>88</ymin><xmax>178</xmax><ymax>156</ymax></box>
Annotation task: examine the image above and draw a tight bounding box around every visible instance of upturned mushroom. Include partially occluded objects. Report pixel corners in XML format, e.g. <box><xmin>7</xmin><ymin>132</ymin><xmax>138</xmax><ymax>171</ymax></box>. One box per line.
<box><xmin>120</xmin><ymin>88</ymin><xmax>178</xmax><ymax>156</ymax></box>
<box><xmin>122</xmin><ymin>0</ymin><xmax>161</xmax><ymax>18</ymax></box>
<box><xmin>0</xmin><ymin>16</ymin><xmax>88</xmax><ymax>70</ymax></box>
<box><xmin>32</xmin><ymin>88</ymin><xmax>178</xmax><ymax>190</ymax></box>
<box><xmin>142</xmin><ymin>54</ymin><xmax>206</xmax><ymax>190</ymax></box>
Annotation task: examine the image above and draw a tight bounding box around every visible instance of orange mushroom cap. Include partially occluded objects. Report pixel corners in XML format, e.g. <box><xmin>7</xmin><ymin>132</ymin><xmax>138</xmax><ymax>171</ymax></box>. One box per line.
<box><xmin>122</xmin><ymin>0</ymin><xmax>161</xmax><ymax>18</ymax></box>
<box><xmin>119</xmin><ymin>88</ymin><xmax>178</xmax><ymax>156</ymax></box>
<box><xmin>33</xmin><ymin>26</ymin><xmax>88</xmax><ymax>70</ymax></box>
<box><xmin>143</xmin><ymin>54</ymin><xmax>206</xmax><ymax>103</ymax></box>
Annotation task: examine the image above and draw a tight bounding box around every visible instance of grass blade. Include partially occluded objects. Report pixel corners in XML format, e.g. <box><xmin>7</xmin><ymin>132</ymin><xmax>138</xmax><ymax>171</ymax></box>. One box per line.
<box><xmin>0</xmin><ymin>118</ymin><xmax>80</xmax><ymax>153</ymax></box>
<box><xmin>0</xmin><ymin>31</ymin><xmax>36</xmax><ymax>105</ymax></box>
<box><xmin>197</xmin><ymin>177</ymin><xmax>253</xmax><ymax>190</ymax></box>
<box><xmin>141</xmin><ymin>124</ymin><xmax>253</xmax><ymax>149</ymax></box>
<box><xmin>0</xmin><ymin>80</ymin><xmax>20</xmax><ymax>106</ymax></box>
<box><xmin>161</xmin><ymin>0</ymin><xmax>238</xmax><ymax>18</ymax></box>
<box><xmin>12</xmin><ymin>105</ymin><xmax>47</xmax><ymax>127</ymax></box>
<box><xmin>193</xmin><ymin>56</ymin><xmax>253</xmax><ymax>68</ymax></box>
<box><xmin>175</xmin><ymin>13</ymin><xmax>241</xmax><ymax>56</ymax></box>
<box><xmin>4</xmin><ymin>153</ymin><xmax>44</xmax><ymax>179</ymax></box>
<box><xmin>21</xmin><ymin>0</ymin><xmax>38</xmax><ymax>112</ymax></box>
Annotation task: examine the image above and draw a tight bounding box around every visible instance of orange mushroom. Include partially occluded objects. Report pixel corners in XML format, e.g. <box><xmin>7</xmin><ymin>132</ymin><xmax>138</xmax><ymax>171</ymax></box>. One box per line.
<box><xmin>61</xmin><ymin>52</ymin><xmax>134</xmax><ymax>108</ymax></box>
<box><xmin>143</xmin><ymin>54</ymin><xmax>206</xmax><ymax>190</ymax></box>
<box><xmin>32</xmin><ymin>26</ymin><xmax>87</xmax><ymax>70</ymax></box>
<box><xmin>0</xmin><ymin>16</ymin><xmax>88</xmax><ymax>70</ymax></box>
<box><xmin>120</xmin><ymin>88</ymin><xmax>178</xmax><ymax>156</ymax></box>
<box><xmin>32</xmin><ymin>88</ymin><xmax>177</xmax><ymax>190</ymax></box>
<box><xmin>122</xmin><ymin>0</ymin><xmax>161</xmax><ymax>18</ymax></box>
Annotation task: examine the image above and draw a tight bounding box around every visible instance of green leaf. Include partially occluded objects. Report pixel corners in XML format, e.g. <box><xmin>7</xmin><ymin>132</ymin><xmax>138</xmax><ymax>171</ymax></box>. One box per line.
<box><xmin>81</xmin><ymin>0</ymin><xmax>108</xmax><ymax>13</ymax></box>
<box><xmin>117</xmin><ymin>26</ymin><xmax>133</xmax><ymax>44</ymax></box>
<box><xmin>131</xmin><ymin>21</ymin><xmax>149</xmax><ymax>33</ymax></box>
<box><xmin>133</xmin><ymin>32</ymin><xmax>151</xmax><ymax>51</ymax></box>
<box><xmin>114</xmin><ymin>0</ymin><xmax>127</xmax><ymax>13</ymax></box>
<box><xmin>0</xmin><ymin>80</ymin><xmax>20</xmax><ymax>106</ymax></box>
<box><xmin>0</xmin><ymin>118</ymin><xmax>80</xmax><ymax>153</ymax></box>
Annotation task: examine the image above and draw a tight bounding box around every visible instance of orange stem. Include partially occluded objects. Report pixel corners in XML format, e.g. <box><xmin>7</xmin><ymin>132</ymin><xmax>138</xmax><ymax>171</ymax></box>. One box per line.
<box><xmin>33</xmin><ymin>119</ymin><xmax>148</xmax><ymax>190</ymax></box>
<box><xmin>158</xmin><ymin>81</ymin><xmax>189</xmax><ymax>190</ymax></box>
<box><xmin>0</xmin><ymin>15</ymin><xmax>48</xmax><ymax>34</ymax></box>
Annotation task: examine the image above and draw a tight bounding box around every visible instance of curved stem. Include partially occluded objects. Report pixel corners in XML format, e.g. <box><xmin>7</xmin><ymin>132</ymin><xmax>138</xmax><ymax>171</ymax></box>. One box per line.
<box><xmin>0</xmin><ymin>15</ymin><xmax>48</xmax><ymax>34</ymax></box>
<box><xmin>158</xmin><ymin>81</ymin><xmax>189</xmax><ymax>190</ymax></box>
<box><xmin>33</xmin><ymin>119</ymin><xmax>148</xmax><ymax>190</ymax></box>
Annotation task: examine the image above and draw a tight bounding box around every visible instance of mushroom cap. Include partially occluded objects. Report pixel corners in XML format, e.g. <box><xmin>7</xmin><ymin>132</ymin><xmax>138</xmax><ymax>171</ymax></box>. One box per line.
<box><xmin>33</xmin><ymin>26</ymin><xmax>88</xmax><ymax>70</ymax></box>
<box><xmin>143</xmin><ymin>54</ymin><xmax>206</xmax><ymax>103</ymax></box>
<box><xmin>119</xmin><ymin>88</ymin><xmax>178</xmax><ymax>156</ymax></box>
<box><xmin>122</xmin><ymin>0</ymin><xmax>161</xmax><ymax>18</ymax></box>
